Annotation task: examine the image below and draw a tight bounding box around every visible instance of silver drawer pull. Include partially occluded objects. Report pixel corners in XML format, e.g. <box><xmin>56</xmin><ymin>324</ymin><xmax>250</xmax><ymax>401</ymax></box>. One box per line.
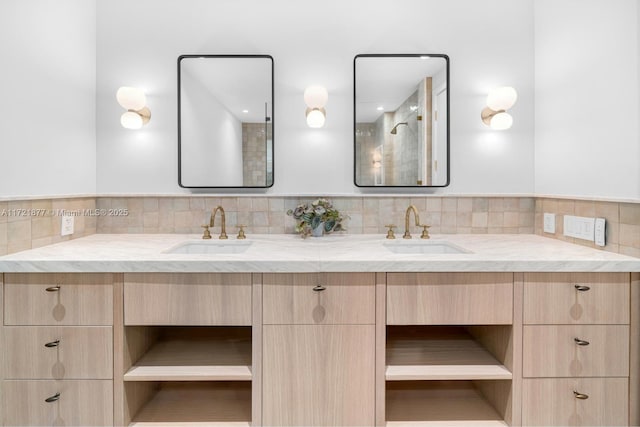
<box><xmin>45</xmin><ymin>392</ymin><xmax>60</xmax><ymax>403</ymax></box>
<box><xmin>573</xmin><ymin>391</ymin><xmax>589</xmax><ymax>400</ymax></box>
<box><xmin>313</xmin><ymin>285</ymin><xmax>326</xmax><ymax>292</ymax></box>
<box><xmin>574</xmin><ymin>338</ymin><xmax>590</xmax><ymax>346</ymax></box>
<box><xmin>44</xmin><ymin>340</ymin><xmax>60</xmax><ymax>348</ymax></box>
<box><xmin>45</xmin><ymin>285</ymin><xmax>61</xmax><ymax>292</ymax></box>
<box><xmin>574</xmin><ymin>284</ymin><xmax>590</xmax><ymax>292</ymax></box>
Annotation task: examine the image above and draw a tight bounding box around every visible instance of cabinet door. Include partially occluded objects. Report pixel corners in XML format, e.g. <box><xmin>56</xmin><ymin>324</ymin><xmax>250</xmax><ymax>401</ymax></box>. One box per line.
<box><xmin>263</xmin><ymin>325</ymin><xmax>375</xmax><ymax>426</ymax></box>
<box><xmin>523</xmin><ymin>272</ymin><xmax>629</xmax><ymax>324</ymax></box>
<box><xmin>522</xmin><ymin>378</ymin><xmax>628</xmax><ymax>426</ymax></box>
<box><xmin>4</xmin><ymin>273</ymin><xmax>113</xmax><ymax>325</ymax></box>
<box><xmin>387</xmin><ymin>273</ymin><xmax>513</xmax><ymax>325</ymax></box>
<box><xmin>3</xmin><ymin>380</ymin><xmax>113</xmax><ymax>426</ymax></box>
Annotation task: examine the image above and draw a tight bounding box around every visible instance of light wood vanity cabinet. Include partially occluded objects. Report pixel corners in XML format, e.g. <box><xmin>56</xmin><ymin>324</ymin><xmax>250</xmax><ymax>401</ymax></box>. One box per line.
<box><xmin>262</xmin><ymin>273</ymin><xmax>376</xmax><ymax>426</ymax></box>
<box><xmin>2</xmin><ymin>273</ymin><xmax>114</xmax><ymax>426</ymax></box>
<box><xmin>1</xmin><ymin>270</ymin><xmax>636</xmax><ymax>427</ymax></box>
<box><xmin>521</xmin><ymin>272</ymin><xmax>632</xmax><ymax>427</ymax></box>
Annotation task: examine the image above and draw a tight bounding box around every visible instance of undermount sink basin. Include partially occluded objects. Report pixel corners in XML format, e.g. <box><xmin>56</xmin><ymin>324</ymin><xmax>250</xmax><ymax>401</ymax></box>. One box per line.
<box><xmin>164</xmin><ymin>240</ymin><xmax>253</xmax><ymax>254</ymax></box>
<box><xmin>383</xmin><ymin>240</ymin><xmax>472</xmax><ymax>254</ymax></box>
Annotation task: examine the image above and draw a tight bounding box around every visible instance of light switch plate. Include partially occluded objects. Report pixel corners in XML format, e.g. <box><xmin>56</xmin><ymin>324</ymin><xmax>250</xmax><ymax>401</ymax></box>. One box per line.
<box><xmin>61</xmin><ymin>215</ymin><xmax>74</xmax><ymax>236</ymax></box>
<box><xmin>543</xmin><ymin>213</ymin><xmax>556</xmax><ymax>233</ymax></box>
<box><xmin>594</xmin><ymin>218</ymin><xmax>606</xmax><ymax>247</ymax></box>
<box><xmin>563</xmin><ymin>215</ymin><xmax>595</xmax><ymax>241</ymax></box>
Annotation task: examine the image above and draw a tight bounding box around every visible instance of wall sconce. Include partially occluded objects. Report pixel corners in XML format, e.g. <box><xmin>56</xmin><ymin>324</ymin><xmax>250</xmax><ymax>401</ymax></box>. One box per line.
<box><xmin>304</xmin><ymin>85</ymin><xmax>328</xmax><ymax>128</ymax></box>
<box><xmin>481</xmin><ymin>86</ymin><xmax>517</xmax><ymax>130</ymax></box>
<box><xmin>117</xmin><ymin>86</ymin><xmax>151</xmax><ymax>130</ymax></box>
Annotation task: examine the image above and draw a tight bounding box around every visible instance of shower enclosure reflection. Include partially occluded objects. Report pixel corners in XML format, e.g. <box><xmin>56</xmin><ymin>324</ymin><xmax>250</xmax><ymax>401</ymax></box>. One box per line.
<box><xmin>354</xmin><ymin>54</ymin><xmax>449</xmax><ymax>187</ymax></box>
<box><xmin>178</xmin><ymin>55</ymin><xmax>274</xmax><ymax>188</ymax></box>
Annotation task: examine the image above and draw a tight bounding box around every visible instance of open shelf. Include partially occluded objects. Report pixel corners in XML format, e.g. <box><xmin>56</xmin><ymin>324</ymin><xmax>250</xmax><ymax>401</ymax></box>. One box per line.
<box><xmin>124</xmin><ymin>327</ymin><xmax>252</xmax><ymax>382</ymax></box>
<box><xmin>386</xmin><ymin>326</ymin><xmax>512</xmax><ymax>381</ymax></box>
<box><xmin>386</xmin><ymin>381</ymin><xmax>508</xmax><ymax>426</ymax></box>
<box><xmin>129</xmin><ymin>382</ymin><xmax>251</xmax><ymax>426</ymax></box>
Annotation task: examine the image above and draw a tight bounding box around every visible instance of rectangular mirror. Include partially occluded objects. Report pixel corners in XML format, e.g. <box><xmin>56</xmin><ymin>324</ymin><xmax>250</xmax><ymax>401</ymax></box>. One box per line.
<box><xmin>178</xmin><ymin>55</ymin><xmax>274</xmax><ymax>188</ymax></box>
<box><xmin>354</xmin><ymin>54</ymin><xmax>449</xmax><ymax>187</ymax></box>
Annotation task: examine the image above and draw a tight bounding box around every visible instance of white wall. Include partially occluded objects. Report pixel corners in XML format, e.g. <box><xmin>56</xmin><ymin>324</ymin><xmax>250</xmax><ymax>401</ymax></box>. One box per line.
<box><xmin>0</xmin><ymin>0</ymin><xmax>96</xmax><ymax>198</ymax></box>
<box><xmin>96</xmin><ymin>0</ymin><xmax>535</xmax><ymax>195</ymax></box>
<box><xmin>535</xmin><ymin>0</ymin><xmax>640</xmax><ymax>200</ymax></box>
<box><xmin>180</xmin><ymin>69</ymin><xmax>243</xmax><ymax>187</ymax></box>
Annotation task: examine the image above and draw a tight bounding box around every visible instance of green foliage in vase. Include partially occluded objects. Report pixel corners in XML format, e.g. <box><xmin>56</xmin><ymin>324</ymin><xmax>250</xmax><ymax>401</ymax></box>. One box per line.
<box><xmin>286</xmin><ymin>198</ymin><xmax>348</xmax><ymax>238</ymax></box>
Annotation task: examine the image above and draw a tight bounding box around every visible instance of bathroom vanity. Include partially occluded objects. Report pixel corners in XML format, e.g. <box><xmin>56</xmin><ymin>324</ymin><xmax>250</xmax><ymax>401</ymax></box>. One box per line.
<box><xmin>0</xmin><ymin>234</ymin><xmax>638</xmax><ymax>426</ymax></box>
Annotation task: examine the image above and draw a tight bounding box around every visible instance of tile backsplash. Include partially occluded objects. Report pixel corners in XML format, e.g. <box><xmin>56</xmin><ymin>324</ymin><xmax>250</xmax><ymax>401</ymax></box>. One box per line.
<box><xmin>95</xmin><ymin>196</ymin><xmax>535</xmax><ymax>236</ymax></box>
<box><xmin>0</xmin><ymin>194</ymin><xmax>638</xmax><ymax>259</ymax></box>
<box><xmin>0</xmin><ymin>197</ymin><xmax>96</xmax><ymax>256</ymax></box>
<box><xmin>535</xmin><ymin>197</ymin><xmax>640</xmax><ymax>258</ymax></box>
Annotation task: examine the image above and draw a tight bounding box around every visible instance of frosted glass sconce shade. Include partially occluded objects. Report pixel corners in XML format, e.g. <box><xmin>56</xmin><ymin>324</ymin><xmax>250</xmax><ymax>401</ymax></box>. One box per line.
<box><xmin>304</xmin><ymin>86</ymin><xmax>328</xmax><ymax>109</ymax></box>
<box><xmin>117</xmin><ymin>87</ymin><xmax>147</xmax><ymax>111</ymax></box>
<box><xmin>117</xmin><ymin>86</ymin><xmax>151</xmax><ymax>129</ymax></box>
<box><xmin>486</xmin><ymin>86</ymin><xmax>517</xmax><ymax>111</ymax></box>
<box><xmin>304</xmin><ymin>85</ymin><xmax>328</xmax><ymax>128</ymax></box>
<box><xmin>306</xmin><ymin>108</ymin><xmax>326</xmax><ymax>128</ymax></box>
<box><xmin>481</xmin><ymin>86</ymin><xmax>517</xmax><ymax>130</ymax></box>
<box><xmin>121</xmin><ymin>111</ymin><xmax>144</xmax><ymax>129</ymax></box>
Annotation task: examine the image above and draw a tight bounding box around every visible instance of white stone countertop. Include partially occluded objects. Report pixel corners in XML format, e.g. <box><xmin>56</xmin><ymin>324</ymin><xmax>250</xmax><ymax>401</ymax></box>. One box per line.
<box><xmin>0</xmin><ymin>233</ymin><xmax>638</xmax><ymax>273</ymax></box>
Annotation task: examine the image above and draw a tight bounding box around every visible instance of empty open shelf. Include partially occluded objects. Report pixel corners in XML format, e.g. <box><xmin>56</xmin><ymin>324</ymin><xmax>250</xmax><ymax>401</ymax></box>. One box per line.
<box><xmin>386</xmin><ymin>326</ymin><xmax>512</xmax><ymax>381</ymax></box>
<box><xmin>129</xmin><ymin>382</ymin><xmax>251</xmax><ymax>426</ymax></box>
<box><xmin>386</xmin><ymin>381</ymin><xmax>508</xmax><ymax>426</ymax></box>
<box><xmin>125</xmin><ymin>327</ymin><xmax>252</xmax><ymax>381</ymax></box>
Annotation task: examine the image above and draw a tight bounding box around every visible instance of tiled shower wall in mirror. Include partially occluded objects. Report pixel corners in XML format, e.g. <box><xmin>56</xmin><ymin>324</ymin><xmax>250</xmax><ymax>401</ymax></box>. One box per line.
<box><xmin>0</xmin><ymin>195</ymin><xmax>638</xmax><ymax>258</ymax></box>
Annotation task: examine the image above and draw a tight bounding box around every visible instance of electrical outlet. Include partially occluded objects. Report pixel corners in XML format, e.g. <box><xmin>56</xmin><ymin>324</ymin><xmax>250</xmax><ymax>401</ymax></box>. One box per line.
<box><xmin>563</xmin><ymin>215</ymin><xmax>595</xmax><ymax>241</ymax></box>
<box><xmin>543</xmin><ymin>213</ymin><xmax>556</xmax><ymax>233</ymax></box>
<box><xmin>61</xmin><ymin>215</ymin><xmax>74</xmax><ymax>236</ymax></box>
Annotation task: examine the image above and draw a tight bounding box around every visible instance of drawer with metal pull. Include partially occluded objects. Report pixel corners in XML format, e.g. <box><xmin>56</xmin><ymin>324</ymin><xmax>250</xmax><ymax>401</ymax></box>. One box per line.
<box><xmin>263</xmin><ymin>273</ymin><xmax>375</xmax><ymax>324</ymax></box>
<box><xmin>4</xmin><ymin>326</ymin><xmax>113</xmax><ymax>379</ymax></box>
<box><xmin>522</xmin><ymin>377</ymin><xmax>628</xmax><ymax>426</ymax></box>
<box><xmin>523</xmin><ymin>325</ymin><xmax>629</xmax><ymax>377</ymax></box>
<box><xmin>523</xmin><ymin>272</ymin><xmax>629</xmax><ymax>324</ymax></box>
<box><xmin>4</xmin><ymin>273</ymin><xmax>113</xmax><ymax>326</ymax></box>
<box><xmin>2</xmin><ymin>380</ymin><xmax>113</xmax><ymax>426</ymax></box>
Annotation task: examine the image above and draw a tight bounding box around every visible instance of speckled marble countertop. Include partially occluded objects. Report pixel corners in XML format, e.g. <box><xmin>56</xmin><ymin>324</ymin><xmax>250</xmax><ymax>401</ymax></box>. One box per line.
<box><xmin>0</xmin><ymin>233</ymin><xmax>638</xmax><ymax>273</ymax></box>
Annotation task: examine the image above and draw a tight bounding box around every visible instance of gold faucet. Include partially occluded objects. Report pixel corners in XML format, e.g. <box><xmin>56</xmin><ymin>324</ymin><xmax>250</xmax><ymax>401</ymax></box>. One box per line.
<box><xmin>403</xmin><ymin>205</ymin><xmax>421</xmax><ymax>239</ymax></box>
<box><xmin>207</xmin><ymin>206</ymin><xmax>228</xmax><ymax>239</ymax></box>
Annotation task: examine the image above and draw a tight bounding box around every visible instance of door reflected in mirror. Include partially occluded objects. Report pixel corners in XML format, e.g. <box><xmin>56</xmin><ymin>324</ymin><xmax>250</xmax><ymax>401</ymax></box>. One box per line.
<box><xmin>354</xmin><ymin>54</ymin><xmax>449</xmax><ymax>187</ymax></box>
<box><xmin>178</xmin><ymin>55</ymin><xmax>274</xmax><ymax>188</ymax></box>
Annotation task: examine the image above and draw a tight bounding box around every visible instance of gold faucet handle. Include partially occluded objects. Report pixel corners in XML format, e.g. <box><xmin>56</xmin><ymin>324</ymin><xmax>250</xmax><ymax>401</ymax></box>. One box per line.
<box><xmin>201</xmin><ymin>225</ymin><xmax>212</xmax><ymax>240</ymax></box>
<box><xmin>385</xmin><ymin>224</ymin><xmax>396</xmax><ymax>239</ymax></box>
<box><xmin>420</xmin><ymin>224</ymin><xmax>431</xmax><ymax>239</ymax></box>
<box><xmin>237</xmin><ymin>225</ymin><xmax>247</xmax><ymax>240</ymax></box>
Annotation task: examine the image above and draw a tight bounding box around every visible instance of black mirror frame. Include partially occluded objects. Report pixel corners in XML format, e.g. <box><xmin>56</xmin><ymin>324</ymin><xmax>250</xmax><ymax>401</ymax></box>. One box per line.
<box><xmin>353</xmin><ymin>53</ymin><xmax>450</xmax><ymax>188</ymax></box>
<box><xmin>177</xmin><ymin>54</ymin><xmax>275</xmax><ymax>189</ymax></box>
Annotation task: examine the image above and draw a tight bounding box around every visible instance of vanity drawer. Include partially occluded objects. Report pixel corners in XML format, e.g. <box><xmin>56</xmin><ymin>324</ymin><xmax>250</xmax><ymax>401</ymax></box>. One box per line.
<box><xmin>523</xmin><ymin>272</ymin><xmax>629</xmax><ymax>324</ymax></box>
<box><xmin>263</xmin><ymin>273</ymin><xmax>375</xmax><ymax>324</ymax></box>
<box><xmin>386</xmin><ymin>273</ymin><xmax>513</xmax><ymax>325</ymax></box>
<box><xmin>124</xmin><ymin>273</ymin><xmax>252</xmax><ymax>325</ymax></box>
<box><xmin>4</xmin><ymin>326</ymin><xmax>113</xmax><ymax>379</ymax></box>
<box><xmin>4</xmin><ymin>273</ymin><xmax>113</xmax><ymax>325</ymax></box>
<box><xmin>523</xmin><ymin>325</ymin><xmax>629</xmax><ymax>378</ymax></box>
<box><xmin>522</xmin><ymin>378</ymin><xmax>628</xmax><ymax>426</ymax></box>
<box><xmin>2</xmin><ymin>379</ymin><xmax>113</xmax><ymax>426</ymax></box>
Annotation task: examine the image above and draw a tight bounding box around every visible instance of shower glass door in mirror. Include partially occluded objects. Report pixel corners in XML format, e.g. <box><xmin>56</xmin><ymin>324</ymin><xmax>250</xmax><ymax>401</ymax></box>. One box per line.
<box><xmin>354</xmin><ymin>54</ymin><xmax>449</xmax><ymax>187</ymax></box>
<box><xmin>178</xmin><ymin>55</ymin><xmax>274</xmax><ymax>188</ymax></box>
